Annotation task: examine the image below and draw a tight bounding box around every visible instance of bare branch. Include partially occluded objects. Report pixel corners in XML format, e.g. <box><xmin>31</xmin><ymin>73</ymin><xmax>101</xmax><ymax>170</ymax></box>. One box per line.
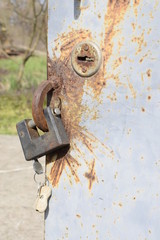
<box><xmin>16</xmin><ymin>0</ymin><xmax>47</xmax><ymax>89</ymax></box>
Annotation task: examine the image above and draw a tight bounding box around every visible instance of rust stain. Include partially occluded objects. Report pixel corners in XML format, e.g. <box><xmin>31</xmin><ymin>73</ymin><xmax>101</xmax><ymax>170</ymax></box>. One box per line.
<box><xmin>147</xmin><ymin>69</ymin><xmax>151</xmax><ymax>78</ymax></box>
<box><xmin>103</xmin><ymin>0</ymin><xmax>140</xmax><ymax>97</ymax></box>
<box><xmin>98</xmin><ymin>13</ymin><xmax>101</xmax><ymax>19</ymax></box>
<box><xmin>47</xmin><ymin>150</ymin><xmax>81</xmax><ymax>187</ymax></box>
<box><xmin>114</xmin><ymin>171</ymin><xmax>118</xmax><ymax>179</ymax></box>
<box><xmin>86</xmin><ymin>0</ymin><xmax>132</xmax><ymax>97</ymax></box>
<box><xmin>47</xmin><ymin>29</ymin><xmax>104</xmax><ymax>189</ymax></box>
<box><xmin>141</xmin><ymin>73</ymin><xmax>144</xmax><ymax>83</ymax></box>
<box><xmin>127</xmin><ymin>128</ymin><xmax>132</xmax><ymax>135</ymax></box>
<box><xmin>47</xmin><ymin>30</ymin><xmax>91</xmax><ymax>187</ymax></box>
<box><xmin>65</xmin><ymin>155</ymin><xmax>80</xmax><ymax>183</ymax></box>
<box><xmin>148</xmin><ymin>95</ymin><xmax>151</xmax><ymax>100</ymax></box>
<box><xmin>141</xmin><ymin>107</ymin><xmax>145</xmax><ymax>112</ymax></box>
<box><xmin>84</xmin><ymin>160</ymin><xmax>96</xmax><ymax>190</ymax></box>
<box><xmin>47</xmin><ymin>157</ymin><xmax>65</xmax><ymax>187</ymax></box>
<box><xmin>147</xmin><ymin>28</ymin><xmax>152</xmax><ymax>35</ymax></box>
<box><xmin>118</xmin><ymin>202</ymin><xmax>123</xmax><ymax>208</ymax></box>
<box><xmin>96</xmin><ymin>215</ymin><xmax>102</xmax><ymax>218</ymax></box>
<box><xmin>107</xmin><ymin>92</ymin><xmax>117</xmax><ymax>102</ymax></box>
<box><xmin>139</xmin><ymin>52</ymin><xmax>151</xmax><ymax>63</ymax></box>
<box><xmin>47</xmin><ymin>0</ymin><xmax>141</xmax><ymax>189</ymax></box>
<box><xmin>133</xmin><ymin>0</ymin><xmax>141</xmax><ymax>5</ymax></box>
<box><xmin>132</xmin><ymin>31</ymin><xmax>147</xmax><ymax>54</ymax></box>
<box><xmin>104</xmin><ymin>0</ymin><xmax>130</xmax><ymax>68</ymax></box>
<box><xmin>128</xmin><ymin>80</ymin><xmax>137</xmax><ymax>99</ymax></box>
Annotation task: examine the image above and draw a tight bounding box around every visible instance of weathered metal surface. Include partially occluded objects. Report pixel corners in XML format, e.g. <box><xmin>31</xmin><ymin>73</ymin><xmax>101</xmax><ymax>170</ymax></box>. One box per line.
<box><xmin>16</xmin><ymin>107</ymin><xmax>69</xmax><ymax>161</ymax></box>
<box><xmin>71</xmin><ymin>41</ymin><xmax>102</xmax><ymax>77</ymax></box>
<box><xmin>46</xmin><ymin>0</ymin><xmax>160</xmax><ymax>239</ymax></box>
<box><xmin>32</xmin><ymin>80</ymin><xmax>60</xmax><ymax>132</ymax></box>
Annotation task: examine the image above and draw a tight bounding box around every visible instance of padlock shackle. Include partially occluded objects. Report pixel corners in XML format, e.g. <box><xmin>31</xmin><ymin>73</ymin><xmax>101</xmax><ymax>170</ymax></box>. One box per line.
<box><xmin>32</xmin><ymin>80</ymin><xmax>59</xmax><ymax>132</ymax></box>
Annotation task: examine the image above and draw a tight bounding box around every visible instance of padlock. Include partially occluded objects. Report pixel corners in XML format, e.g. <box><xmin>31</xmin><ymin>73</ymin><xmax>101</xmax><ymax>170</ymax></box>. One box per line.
<box><xmin>16</xmin><ymin>107</ymin><xmax>69</xmax><ymax>161</ymax></box>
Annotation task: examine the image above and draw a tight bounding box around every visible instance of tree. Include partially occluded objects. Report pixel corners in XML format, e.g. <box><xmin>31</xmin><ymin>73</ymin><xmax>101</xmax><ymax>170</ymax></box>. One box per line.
<box><xmin>0</xmin><ymin>1</ymin><xmax>11</xmax><ymax>57</ymax></box>
<box><xmin>8</xmin><ymin>0</ymin><xmax>47</xmax><ymax>89</ymax></box>
<box><xmin>0</xmin><ymin>22</ymin><xmax>7</xmax><ymax>46</ymax></box>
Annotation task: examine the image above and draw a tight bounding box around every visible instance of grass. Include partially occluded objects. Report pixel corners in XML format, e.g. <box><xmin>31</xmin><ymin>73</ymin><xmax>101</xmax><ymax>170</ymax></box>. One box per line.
<box><xmin>0</xmin><ymin>92</ymin><xmax>32</xmax><ymax>135</ymax></box>
<box><xmin>0</xmin><ymin>55</ymin><xmax>47</xmax><ymax>90</ymax></box>
<box><xmin>0</xmin><ymin>55</ymin><xmax>47</xmax><ymax>134</ymax></box>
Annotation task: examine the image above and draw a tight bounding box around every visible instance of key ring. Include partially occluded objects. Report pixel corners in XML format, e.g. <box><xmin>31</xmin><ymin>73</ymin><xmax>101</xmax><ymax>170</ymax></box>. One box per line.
<box><xmin>34</xmin><ymin>172</ymin><xmax>49</xmax><ymax>186</ymax></box>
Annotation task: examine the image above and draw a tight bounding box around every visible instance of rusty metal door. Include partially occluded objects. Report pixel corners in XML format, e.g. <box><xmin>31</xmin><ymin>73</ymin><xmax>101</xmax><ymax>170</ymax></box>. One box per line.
<box><xmin>46</xmin><ymin>0</ymin><xmax>160</xmax><ymax>239</ymax></box>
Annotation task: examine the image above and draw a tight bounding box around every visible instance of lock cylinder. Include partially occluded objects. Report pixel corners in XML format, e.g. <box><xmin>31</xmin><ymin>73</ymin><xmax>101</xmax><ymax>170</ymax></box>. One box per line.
<box><xmin>71</xmin><ymin>41</ymin><xmax>102</xmax><ymax>77</ymax></box>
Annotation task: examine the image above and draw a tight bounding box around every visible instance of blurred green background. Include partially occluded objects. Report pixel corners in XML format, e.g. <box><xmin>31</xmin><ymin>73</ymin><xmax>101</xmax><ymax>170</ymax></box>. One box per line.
<box><xmin>0</xmin><ymin>0</ymin><xmax>47</xmax><ymax>134</ymax></box>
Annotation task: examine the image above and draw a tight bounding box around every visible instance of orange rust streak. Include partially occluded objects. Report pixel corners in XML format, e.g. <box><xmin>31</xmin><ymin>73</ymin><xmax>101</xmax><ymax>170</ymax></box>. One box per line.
<box><xmin>49</xmin><ymin>153</ymin><xmax>81</xmax><ymax>187</ymax></box>
<box><xmin>147</xmin><ymin>69</ymin><xmax>151</xmax><ymax>77</ymax></box>
<box><xmin>73</xmin><ymin>136</ymin><xmax>99</xmax><ymax>190</ymax></box>
<box><xmin>102</xmin><ymin>0</ymin><xmax>139</xmax><ymax>94</ymax></box>
<box><xmin>49</xmin><ymin>158</ymin><xmax>66</xmax><ymax>187</ymax></box>
<box><xmin>127</xmin><ymin>80</ymin><xmax>137</xmax><ymax>99</ymax></box>
<box><xmin>104</xmin><ymin>0</ymin><xmax>130</xmax><ymax>61</ymax></box>
<box><xmin>72</xmin><ymin>142</ymin><xmax>90</xmax><ymax>168</ymax></box>
<box><xmin>85</xmin><ymin>160</ymin><xmax>96</xmax><ymax>190</ymax></box>
<box><xmin>65</xmin><ymin>155</ymin><xmax>80</xmax><ymax>183</ymax></box>
<box><xmin>67</xmin><ymin>123</ymin><xmax>112</xmax><ymax>155</ymax></box>
<box><xmin>77</xmin><ymin>127</ymin><xmax>114</xmax><ymax>156</ymax></box>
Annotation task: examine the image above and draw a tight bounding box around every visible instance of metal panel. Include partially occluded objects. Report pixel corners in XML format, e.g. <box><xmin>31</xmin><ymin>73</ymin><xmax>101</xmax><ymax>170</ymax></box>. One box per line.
<box><xmin>46</xmin><ymin>0</ymin><xmax>160</xmax><ymax>239</ymax></box>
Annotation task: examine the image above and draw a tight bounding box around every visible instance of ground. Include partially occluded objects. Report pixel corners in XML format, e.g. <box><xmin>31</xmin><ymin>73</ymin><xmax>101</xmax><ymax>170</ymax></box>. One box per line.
<box><xmin>0</xmin><ymin>135</ymin><xmax>44</xmax><ymax>240</ymax></box>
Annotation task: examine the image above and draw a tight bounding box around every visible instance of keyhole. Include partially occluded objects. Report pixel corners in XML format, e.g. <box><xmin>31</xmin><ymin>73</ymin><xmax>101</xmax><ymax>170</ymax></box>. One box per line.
<box><xmin>77</xmin><ymin>56</ymin><xmax>95</xmax><ymax>62</ymax></box>
<box><xmin>71</xmin><ymin>41</ymin><xmax>102</xmax><ymax>77</ymax></box>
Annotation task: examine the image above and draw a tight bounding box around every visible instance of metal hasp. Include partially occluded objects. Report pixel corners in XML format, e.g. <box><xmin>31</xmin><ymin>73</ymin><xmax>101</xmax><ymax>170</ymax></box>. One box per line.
<box><xmin>71</xmin><ymin>41</ymin><xmax>102</xmax><ymax>77</ymax></box>
<box><xmin>16</xmin><ymin>107</ymin><xmax>69</xmax><ymax>161</ymax></box>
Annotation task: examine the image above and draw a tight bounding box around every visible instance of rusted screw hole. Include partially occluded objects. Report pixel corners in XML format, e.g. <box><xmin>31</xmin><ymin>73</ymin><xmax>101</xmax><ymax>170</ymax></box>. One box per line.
<box><xmin>82</xmin><ymin>67</ymin><xmax>87</xmax><ymax>73</ymax></box>
<box><xmin>83</xmin><ymin>44</ymin><xmax>89</xmax><ymax>51</ymax></box>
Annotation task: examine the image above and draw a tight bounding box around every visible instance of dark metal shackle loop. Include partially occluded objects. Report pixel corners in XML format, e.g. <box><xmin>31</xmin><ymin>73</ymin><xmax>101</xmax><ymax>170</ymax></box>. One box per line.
<box><xmin>32</xmin><ymin>80</ymin><xmax>59</xmax><ymax>132</ymax></box>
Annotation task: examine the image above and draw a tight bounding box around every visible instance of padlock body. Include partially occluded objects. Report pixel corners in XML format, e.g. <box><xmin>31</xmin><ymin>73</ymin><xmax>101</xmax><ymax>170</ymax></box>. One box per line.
<box><xmin>16</xmin><ymin>107</ymin><xmax>69</xmax><ymax>161</ymax></box>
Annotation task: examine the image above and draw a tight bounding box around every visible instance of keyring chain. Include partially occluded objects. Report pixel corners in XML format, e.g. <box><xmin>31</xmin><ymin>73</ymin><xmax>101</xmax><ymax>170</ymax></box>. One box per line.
<box><xmin>34</xmin><ymin>172</ymin><xmax>49</xmax><ymax>187</ymax></box>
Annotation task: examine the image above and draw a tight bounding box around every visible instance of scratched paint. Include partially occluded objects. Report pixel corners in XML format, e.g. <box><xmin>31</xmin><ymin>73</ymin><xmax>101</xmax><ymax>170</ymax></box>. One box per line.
<box><xmin>46</xmin><ymin>0</ymin><xmax>160</xmax><ymax>239</ymax></box>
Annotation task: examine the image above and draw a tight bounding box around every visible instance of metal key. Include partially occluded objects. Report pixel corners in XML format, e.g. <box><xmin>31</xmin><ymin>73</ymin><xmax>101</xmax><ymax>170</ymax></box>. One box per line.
<box><xmin>35</xmin><ymin>185</ymin><xmax>52</xmax><ymax>213</ymax></box>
